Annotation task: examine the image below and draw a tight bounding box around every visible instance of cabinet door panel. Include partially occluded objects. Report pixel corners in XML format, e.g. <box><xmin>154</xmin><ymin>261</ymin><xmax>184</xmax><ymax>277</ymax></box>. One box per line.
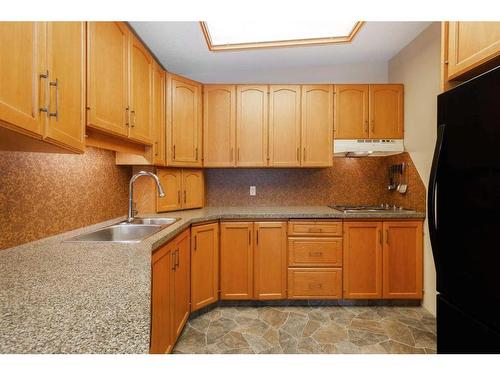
<box><xmin>447</xmin><ymin>22</ymin><xmax>500</xmax><ymax>80</ymax></box>
<box><xmin>156</xmin><ymin>168</ymin><xmax>182</xmax><ymax>212</ymax></box>
<box><xmin>0</xmin><ymin>22</ymin><xmax>45</xmax><ymax>136</ymax></box>
<box><xmin>152</xmin><ymin>64</ymin><xmax>166</xmax><ymax>165</ymax></box>
<box><xmin>203</xmin><ymin>85</ymin><xmax>236</xmax><ymax>167</ymax></box>
<box><xmin>182</xmin><ymin>169</ymin><xmax>204</xmax><ymax>209</ymax></box>
<box><xmin>220</xmin><ymin>222</ymin><xmax>254</xmax><ymax>300</ymax></box>
<box><xmin>129</xmin><ymin>34</ymin><xmax>153</xmax><ymax>144</ymax></box>
<box><xmin>343</xmin><ymin>221</ymin><xmax>383</xmax><ymax>299</ymax></box>
<box><xmin>334</xmin><ymin>84</ymin><xmax>369</xmax><ymax>139</ymax></box>
<box><xmin>269</xmin><ymin>85</ymin><xmax>301</xmax><ymax>167</ymax></box>
<box><xmin>150</xmin><ymin>243</ymin><xmax>174</xmax><ymax>354</ymax></box>
<box><xmin>172</xmin><ymin>229</ymin><xmax>190</xmax><ymax>341</ymax></box>
<box><xmin>369</xmin><ymin>84</ymin><xmax>404</xmax><ymax>139</ymax></box>
<box><xmin>44</xmin><ymin>22</ymin><xmax>85</xmax><ymax>152</ymax></box>
<box><xmin>254</xmin><ymin>222</ymin><xmax>287</xmax><ymax>300</ymax></box>
<box><xmin>169</xmin><ymin>76</ymin><xmax>201</xmax><ymax>166</ymax></box>
<box><xmin>191</xmin><ymin>223</ymin><xmax>219</xmax><ymax>311</ymax></box>
<box><xmin>383</xmin><ymin>221</ymin><xmax>423</xmax><ymax>299</ymax></box>
<box><xmin>87</xmin><ymin>22</ymin><xmax>129</xmax><ymax>136</ymax></box>
<box><xmin>236</xmin><ymin>85</ymin><xmax>268</xmax><ymax>167</ymax></box>
<box><xmin>301</xmin><ymin>85</ymin><xmax>333</xmax><ymax>167</ymax></box>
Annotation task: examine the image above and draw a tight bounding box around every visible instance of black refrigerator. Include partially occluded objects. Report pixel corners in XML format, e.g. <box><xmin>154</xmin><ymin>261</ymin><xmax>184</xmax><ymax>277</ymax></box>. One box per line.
<box><xmin>429</xmin><ymin>65</ymin><xmax>500</xmax><ymax>353</ymax></box>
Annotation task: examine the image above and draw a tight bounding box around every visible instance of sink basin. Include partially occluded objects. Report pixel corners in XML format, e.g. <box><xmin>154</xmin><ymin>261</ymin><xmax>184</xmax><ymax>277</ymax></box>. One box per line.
<box><xmin>123</xmin><ymin>217</ymin><xmax>180</xmax><ymax>226</ymax></box>
<box><xmin>64</xmin><ymin>217</ymin><xmax>180</xmax><ymax>243</ymax></box>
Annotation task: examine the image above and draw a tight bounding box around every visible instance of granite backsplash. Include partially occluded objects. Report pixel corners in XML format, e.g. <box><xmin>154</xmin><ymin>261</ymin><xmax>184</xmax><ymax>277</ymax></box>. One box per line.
<box><xmin>0</xmin><ymin>147</ymin><xmax>132</xmax><ymax>250</ymax></box>
<box><xmin>205</xmin><ymin>152</ymin><xmax>426</xmax><ymax>212</ymax></box>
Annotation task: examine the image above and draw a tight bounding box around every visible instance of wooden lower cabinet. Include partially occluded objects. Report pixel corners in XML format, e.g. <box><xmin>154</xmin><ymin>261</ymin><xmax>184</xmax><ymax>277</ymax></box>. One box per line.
<box><xmin>288</xmin><ymin>237</ymin><xmax>342</xmax><ymax>267</ymax></box>
<box><xmin>191</xmin><ymin>223</ymin><xmax>219</xmax><ymax>312</ymax></box>
<box><xmin>150</xmin><ymin>238</ymin><xmax>174</xmax><ymax>354</ymax></box>
<box><xmin>254</xmin><ymin>222</ymin><xmax>287</xmax><ymax>300</ymax></box>
<box><xmin>288</xmin><ymin>268</ymin><xmax>342</xmax><ymax>299</ymax></box>
<box><xmin>343</xmin><ymin>221</ymin><xmax>383</xmax><ymax>299</ymax></box>
<box><xmin>171</xmin><ymin>229</ymin><xmax>191</xmax><ymax>340</ymax></box>
<box><xmin>220</xmin><ymin>222</ymin><xmax>254</xmax><ymax>300</ymax></box>
<box><xmin>383</xmin><ymin>221</ymin><xmax>423</xmax><ymax>299</ymax></box>
<box><xmin>343</xmin><ymin>220</ymin><xmax>423</xmax><ymax>300</ymax></box>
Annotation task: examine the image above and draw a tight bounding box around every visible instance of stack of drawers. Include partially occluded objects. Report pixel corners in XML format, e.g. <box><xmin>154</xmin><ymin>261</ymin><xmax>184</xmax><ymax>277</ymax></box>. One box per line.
<box><xmin>287</xmin><ymin>220</ymin><xmax>343</xmax><ymax>299</ymax></box>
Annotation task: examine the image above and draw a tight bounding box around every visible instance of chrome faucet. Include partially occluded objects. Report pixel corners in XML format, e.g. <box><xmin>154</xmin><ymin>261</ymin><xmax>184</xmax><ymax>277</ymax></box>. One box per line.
<box><xmin>127</xmin><ymin>171</ymin><xmax>165</xmax><ymax>223</ymax></box>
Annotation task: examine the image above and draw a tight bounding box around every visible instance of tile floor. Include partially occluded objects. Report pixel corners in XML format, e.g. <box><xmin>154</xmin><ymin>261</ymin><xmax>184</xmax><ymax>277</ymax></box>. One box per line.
<box><xmin>173</xmin><ymin>305</ymin><xmax>436</xmax><ymax>354</ymax></box>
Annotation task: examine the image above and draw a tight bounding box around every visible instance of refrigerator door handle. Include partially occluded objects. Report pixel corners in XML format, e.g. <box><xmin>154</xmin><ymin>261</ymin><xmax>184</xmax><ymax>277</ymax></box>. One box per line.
<box><xmin>428</xmin><ymin>124</ymin><xmax>445</xmax><ymax>256</ymax></box>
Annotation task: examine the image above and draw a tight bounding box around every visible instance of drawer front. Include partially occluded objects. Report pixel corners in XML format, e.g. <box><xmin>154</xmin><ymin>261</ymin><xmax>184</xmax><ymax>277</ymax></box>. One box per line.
<box><xmin>288</xmin><ymin>237</ymin><xmax>342</xmax><ymax>266</ymax></box>
<box><xmin>288</xmin><ymin>221</ymin><xmax>342</xmax><ymax>237</ymax></box>
<box><xmin>288</xmin><ymin>268</ymin><xmax>342</xmax><ymax>299</ymax></box>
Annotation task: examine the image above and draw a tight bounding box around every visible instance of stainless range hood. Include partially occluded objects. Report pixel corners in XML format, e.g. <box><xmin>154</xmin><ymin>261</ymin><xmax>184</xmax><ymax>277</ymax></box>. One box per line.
<box><xmin>333</xmin><ymin>139</ymin><xmax>404</xmax><ymax>157</ymax></box>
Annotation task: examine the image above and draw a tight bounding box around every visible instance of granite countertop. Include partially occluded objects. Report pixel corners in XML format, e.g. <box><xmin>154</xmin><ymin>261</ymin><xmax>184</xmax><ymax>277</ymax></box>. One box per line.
<box><xmin>0</xmin><ymin>206</ymin><xmax>425</xmax><ymax>354</ymax></box>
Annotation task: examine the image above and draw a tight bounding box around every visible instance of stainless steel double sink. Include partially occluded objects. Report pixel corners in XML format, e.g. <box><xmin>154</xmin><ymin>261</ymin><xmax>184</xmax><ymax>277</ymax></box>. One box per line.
<box><xmin>64</xmin><ymin>217</ymin><xmax>180</xmax><ymax>243</ymax></box>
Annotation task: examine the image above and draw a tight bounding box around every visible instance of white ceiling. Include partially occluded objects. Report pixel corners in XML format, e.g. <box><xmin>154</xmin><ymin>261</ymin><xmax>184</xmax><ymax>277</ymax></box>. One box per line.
<box><xmin>130</xmin><ymin>21</ymin><xmax>432</xmax><ymax>83</ymax></box>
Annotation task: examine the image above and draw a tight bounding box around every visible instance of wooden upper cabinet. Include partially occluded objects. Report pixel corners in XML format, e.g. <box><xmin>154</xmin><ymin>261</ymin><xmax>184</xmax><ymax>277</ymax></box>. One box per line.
<box><xmin>44</xmin><ymin>22</ymin><xmax>85</xmax><ymax>152</ymax></box>
<box><xmin>171</xmin><ymin>229</ymin><xmax>191</xmax><ymax>341</ymax></box>
<box><xmin>369</xmin><ymin>84</ymin><xmax>404</xmax><ymax>139</ymax></box>
<box><xmin>446</xmin><ymin>22</ymin><xmax>500</xmax><ymax>80</ymax></box>
<box><xmin>203</xmin><ymin>85</ymin><xmax>236</xmax><ymax>167</ymax></box>
<box><xmin>268</xmin><ymin>85</ymin><xmax>301</xmax><ymax>167</ymax></box>
<box><xmin>129</xmin><ymin>34</ymin><xmax>153</xmax><ymax>144</ymax></box>
<box><xmin>181</xmin><ymin>169</ymin><xmax>204</xmax><ymax>209</ymax></box>
<box><xmin>191</xmin><ymin>223</ymin><xmax>219</xmax><ymax>312</ymax></box>
<box><xmin>220</xmin><ymin>222</ymin><xmax>254</xmax><ymax>300</ymax></box>
<box><xmin>87</xmin><ymin>22</ymin><xmax>129</xmax><ymax>137</ymax></box>
<box><xmin>254</xmin><ymin>222</ymin><xmax>287</xmax><ymax>300</ymax></box>
<box><xmin>150</xmin><ymin>241</ymin><xmax>174</xmax><ymax>354</ymax></box>
<box><xmin>167</xmin><ymin>74</ymin><xmax>202</xmax><ymax>167</ymax></box>
<box><xmin>156</xmin><ymin>168</ymin><xmax>182</xmax><ymax>212</ymax></box>
<box><xmin>152</xmin><ymin>63</ymin><xmax>166</xmax><ymax>165</ymax></box>
<box><xmin>383</xmin><ymin>221</ymin><xmax>423</xmax><ymax>299</ymax></box>
<box><xmin>236</xmin><ymin>85</ymin><xmax>269</xmax><ymax>167</ymax></box>
<box><xmin>334</xmin><ymin>84</ymin><xmax>369</xmax><ymax>139</ymax></box>
<box><xmin>0</xmin><ymin>22</ymin><xmax>45</xmax><ymax>137</ymax></box>
<box><xmin>343</xmin><ymin>221</ymin><xmax>383</xmax><ymax>299</ymax></box>
<box><xmin>301</xmin><ymin>85</ymin><xmax>333</xmax><ymax>167</ymax></box>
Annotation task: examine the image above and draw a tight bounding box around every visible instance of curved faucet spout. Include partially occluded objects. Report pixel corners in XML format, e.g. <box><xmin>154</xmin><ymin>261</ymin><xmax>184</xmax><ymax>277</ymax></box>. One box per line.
<box><xmin>128</xmin><ymin>171</ymin><xmax>165</xmax><ymax>222</ymax></box>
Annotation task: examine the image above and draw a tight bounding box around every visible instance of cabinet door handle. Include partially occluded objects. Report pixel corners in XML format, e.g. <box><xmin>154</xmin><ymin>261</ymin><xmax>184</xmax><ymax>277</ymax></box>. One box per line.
<box><xmin>248</xmin><ymin>229</ymin><xmax>251</xmax><ymax>245</ymax></box>
<box><xmin>154</xmin><ymin>141</ymin><xmax>159</xmax><ymax>156</ymax></box>
<box><xmin>173</xmin><ymin>145</ymin><xmax>176</xmax><ymax>160</ymax></box>
<box><xmin>194</xmin><ymin>235</ymin><xmax>197</xmax><ymax>251</ymax></box>
<box><xmin>309</xmin><ymin>251</ymin><xmax>323</xmax><ymax>257</ymax></box>
<box><xmin>379</xmin><ymin>229</ymin><xmax>382</xmax><ymax>245</ymax></box>
<box><xmin>39</xmin><ymin>70</ymin><xmax>50</xmax><ymax>117</ymax></box>
<box><xmin>370</xmin><ymin>119</ymin><xmax>374</xmax><ymax>133</ymax></box>
<box><xmin>364</xmin><ymin>120</ymin><xmax>369</xmax><ymax>135</ymax></box>
<box><xmin>131</xmin><ymin>109</ymin><xmax>136</xmax><ymax>128</ymax></box>
<box><xmin>125</xmin><ymin>106</ymin><xmax>130</xmax><ymax>127</ymax></box>
<box><xmin>256</xmin><ymin>229</ymin><xmax>259</xmax><ymax>245</ymax></box>
<box><xmin>49</xmin><ymin>78</ymin><xmax>59</xmax><ymax>120</ymax></box>
<box><xmin>175</xmin><ymin>249</ymin><xmax>179</xmax><ymax>268</ymax></box>
<box><xmin>309</xmin><ymin>283</ymin><xmax>322</xmax><ymax>289</ymax></box>
<box><xmin>230</xmin><ymin>147</ymin><xmax>234</xmax><ymax>162</ymax></box>
<box><xmin>237</xmin><ymin>148</ymin><xmax>240</xmax><ymax>162</ymax></box>
<box><xmin>177</xmin><ymin>190</ymin><xmax>180</xmax><ymax>204</ymax></box>
<box><xmin>308</xmin><ymin>228</ymin><xmax>322</xmax><ymax>233</ymax></box>
<box><xmin>303</xmin><ymin>147</ymin><xmax>306</xmax><ymax>161</ymax></box>
<box><xmin>195</xmin><ymin>147</ymin><xmax>198</xmax><ymax>161</ymax></box>
<box><xmin>171</xmin><ymin>251</ymin><xmax>176</xmax><ymax>270</ymax></box>
<box><xmin>296</xmin><ymin>147</ymin><xmax>299</xmax><ymax>162</ymax></box>
<box><xmin>386</xmin><ymin>229</ymin><xmax>389</xmax><ymax>245</ymax></box>
<box><xmin>183</xmin><ymin>190</ymin><xmax>187</xmax><ymax>204</ymax></box>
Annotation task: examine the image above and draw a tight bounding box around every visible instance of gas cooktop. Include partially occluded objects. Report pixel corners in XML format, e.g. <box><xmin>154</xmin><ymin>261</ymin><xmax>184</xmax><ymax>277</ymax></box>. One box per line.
<box><xmin>328</xmin><ymin>204</ymin><xmax>415</xmax><ymax>213</ymax></box>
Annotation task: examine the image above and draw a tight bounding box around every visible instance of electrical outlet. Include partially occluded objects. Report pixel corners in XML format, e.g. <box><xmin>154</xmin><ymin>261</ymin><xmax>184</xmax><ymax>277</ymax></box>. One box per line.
<box><xmin>250</xmin><ymin>186</ymin><xmax>256</xmax><ymax>196</ymax></box>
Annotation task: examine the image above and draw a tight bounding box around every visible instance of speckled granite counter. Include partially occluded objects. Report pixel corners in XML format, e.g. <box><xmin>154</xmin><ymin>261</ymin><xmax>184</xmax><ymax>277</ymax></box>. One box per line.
<box><xmin>0</xmin><ymin>206</ymin><xmax>425</xmax><ymax>354</ymax></box>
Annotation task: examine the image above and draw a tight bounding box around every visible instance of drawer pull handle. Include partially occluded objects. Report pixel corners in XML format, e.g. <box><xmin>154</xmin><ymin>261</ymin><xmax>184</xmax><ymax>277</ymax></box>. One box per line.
<box><xmin>309</xmin><ymin>282</ymin><xmax>322</xmax><ymax>289</ymax></box>
<box><xmin>309</xmin><ymin>251</ymin><xmax>323</xmax><ymax>257</ymax></box>
<box><xmin>308</xmin><ymin>228</ymin><xmax>323</xmax><ymax>233</ymax></box>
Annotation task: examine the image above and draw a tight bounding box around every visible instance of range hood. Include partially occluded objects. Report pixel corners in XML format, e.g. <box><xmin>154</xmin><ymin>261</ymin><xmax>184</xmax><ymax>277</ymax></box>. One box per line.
<box><xmin>333</xmin><ymin>139</ymin><xmax>404</xmax><ymax>157</ymax></box>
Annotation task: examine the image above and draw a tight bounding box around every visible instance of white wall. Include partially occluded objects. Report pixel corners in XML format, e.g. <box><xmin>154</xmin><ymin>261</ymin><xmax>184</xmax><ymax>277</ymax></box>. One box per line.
<box><xmin>187</xmin><ymin>61</ymin><xmax>388</xmax><ymax>83</ymax></box>
<box><xmin>388</xmin><ymin>23</ymin><xmax>441</xmax><ymax>315</ymax></box>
